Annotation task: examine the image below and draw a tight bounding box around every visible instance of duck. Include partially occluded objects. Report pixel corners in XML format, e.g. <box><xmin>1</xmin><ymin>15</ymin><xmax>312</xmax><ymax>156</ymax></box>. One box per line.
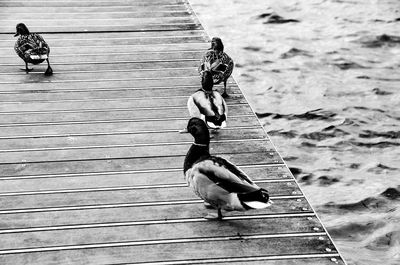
<box><xmin>14</xmin><ymin>23</ymin><xmax>53</xmax><ymax>76</ymax></box>
<box><xmin>180</xmin><ymin>71</ymin><xmax>227</xmax><ymax>133</ymax></box>
<box><xmin>198</xmin><ymin>37</ymin><xmax>234</xmax><ymax>98</ymax></box>
<box><xmin>183</xmin><ymin>117</ymin><xmax>272</xmax><ymax>220</ymax></box>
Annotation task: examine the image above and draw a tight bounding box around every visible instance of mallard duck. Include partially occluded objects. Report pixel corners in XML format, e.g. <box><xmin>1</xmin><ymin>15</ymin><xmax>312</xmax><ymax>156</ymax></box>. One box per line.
<box><xmin>182</xmin><ymin>71</ymin><xmax>227</xmax><ymax>133</ymax></box>
<box><xmin>14</xmin><ymin>23</ymin><xmax>53</xmax><ymax>76</ymax></box>
<box><xmin>183</xmin><ymin>117</ymin><xmax>271</xmax><ymax>220</ymax></box>
<box><xmin>198</xmin><ymin>37</ymin><xmax>234</xmax><ymax>98</ymax></box>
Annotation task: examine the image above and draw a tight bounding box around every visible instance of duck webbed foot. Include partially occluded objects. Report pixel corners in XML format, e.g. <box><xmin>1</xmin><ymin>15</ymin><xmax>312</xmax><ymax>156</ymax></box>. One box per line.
<box><xmin>44</xmin><ymin>59</ymin><xmax>53</xmax><ymax>76</ymax></box>
<box><xmin>204</xmin><ymin>208</ymin><xmax>223</xmax><ymax>220</ymax></box>
<box><xmin>44</xmin><ymin>67</ymin><xmax>53</xmax><ymax>76</ymax></box>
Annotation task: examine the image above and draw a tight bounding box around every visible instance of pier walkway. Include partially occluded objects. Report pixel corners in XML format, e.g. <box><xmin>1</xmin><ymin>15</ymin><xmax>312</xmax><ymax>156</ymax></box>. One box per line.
<box><xmin>0</xmin><ymin>0</ymin><xmax>345</xmax><ymax>264</ymax></box>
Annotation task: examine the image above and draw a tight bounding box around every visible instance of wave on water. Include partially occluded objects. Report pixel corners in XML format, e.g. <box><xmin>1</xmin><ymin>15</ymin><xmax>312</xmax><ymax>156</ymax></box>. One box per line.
<box><xmin>280</xmin><ymin>48</ymin><xmax>312</xmax><ymax>59</ymax></box>
<box><xmin>256</xmin><ymin>108</ymin><xmax>337</xmax><ymax>121</ymax></box>
<box><xmin>371</xmin><ymin>88</ymin><xmax>393</xmax><ymax>95</ymax></box>
<box><xmin>320</xmin><ymin>187</ymin><xmax>399</xmax><ymax>214</ymax></box>
<box><xmin>358</xmin><ymin>34</ymin><xmax>400</xmax><ymax>48</ymax></box>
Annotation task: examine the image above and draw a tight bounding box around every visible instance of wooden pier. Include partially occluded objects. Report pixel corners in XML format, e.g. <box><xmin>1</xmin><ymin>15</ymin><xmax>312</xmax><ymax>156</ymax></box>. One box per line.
<box><xmin>0</xmin><ymin>0</ymin><xmax>345</xmax><ymax>264</ymax></box>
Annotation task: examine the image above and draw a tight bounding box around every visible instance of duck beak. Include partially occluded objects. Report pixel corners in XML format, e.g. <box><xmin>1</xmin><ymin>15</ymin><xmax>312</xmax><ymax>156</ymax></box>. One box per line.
<box><xmin>14</xmin><ymin>32</ymin><xmax>19</xmax><ymax>37</ymax></box>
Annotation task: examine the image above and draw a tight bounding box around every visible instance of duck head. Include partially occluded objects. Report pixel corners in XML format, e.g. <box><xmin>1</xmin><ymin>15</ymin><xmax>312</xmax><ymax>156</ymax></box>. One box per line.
<box><xmin>14</xmin><ymin>23</ymin><xmax>30</xmax><ymax>37</ymax></box>
<box><xmin>201</xmin><ymin>71</ymin><xmax>214</xmax><ymax>93</ymax></box>
<box><xmin>211</xmin><ymin>37</ymin><xmax>224</xmax><ymax>52</ymax></box>
<box><xmin>187</xmin><ymin>117</ymin><xmax>210</xmax><ymax>145</ymax></box>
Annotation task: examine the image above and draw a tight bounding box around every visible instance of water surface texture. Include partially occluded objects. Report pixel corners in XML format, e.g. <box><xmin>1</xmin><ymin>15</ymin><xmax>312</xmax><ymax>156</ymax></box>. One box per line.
<box><xmin>189</xmin><ymin>0</ymin><xmax>400</xmax><ymax>264</ymax></box>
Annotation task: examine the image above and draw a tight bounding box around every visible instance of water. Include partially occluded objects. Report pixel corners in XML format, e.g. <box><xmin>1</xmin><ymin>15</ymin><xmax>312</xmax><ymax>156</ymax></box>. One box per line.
<box><xmin>188</xmin><ymin>0</ymin><xmax>400</xmax><ymax>264</ymax></box>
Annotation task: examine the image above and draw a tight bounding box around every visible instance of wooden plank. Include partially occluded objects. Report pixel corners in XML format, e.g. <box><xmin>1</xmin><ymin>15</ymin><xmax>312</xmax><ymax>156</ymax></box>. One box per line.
<box><xmin>0</xmin><ymin>24</ymin><xmax>202</xmax><ymax>34</ymax></box>
<box><xmin>0</xmin><ymin>123</ymin><xmax>260</xmax><ymax>151</ymax></box>
<box><xmin>0</xmin><ymin>68</ymin><xmax>200</xmax><ymax>83</ymax></box>
<box><xmin>0</xmin><ymin>51</ymin><xmax>204</xmax><ymax>65</ymax></box>
<box><xmin>0</xmin><ymin>0</ymin><xmax>185</xmax><ymax>7</ymax></box>
<box><xmin>0</xmin><ymin>104</ymin><xmax>249</xmax><ymax>125</ymax></box>
<box><xmin>1</xmin><ymin>11</ymin><xmax>194</xmax><ymax>20</ymax></box>
<box><xmin>186</xmin><ymin>257</ymin><xmax>344</xmax><ymax>265</ymax></box>
<box><xmin>0</xmin><ymin>182</ymin><xmax>295</xmax><ymax>210</ymax></box>
<box><xmin>0</xmin><ymin>116</ymin><xmax>258</xmax><ymax>138</ymax></box>
<box><xmin>0</xmin><ymin>216</ymin><xmax>323</xmax><ymax>250</ymax></box>
<box><xmin>0</xmin><ymin>43</ymin><xmax>209</xmax><ymax>57</ymax></box>
<box><xmin>0</xmin><ymin>61</ymin><xmax>200</xmax><ymax>74</ymax></box>
<box><xmin>0</xmin><ymin>94</ymin><xmax>244</xmax><ymax>112</ymax></box>
<box><xmin>0</xmin><ymin>5</ymin><xmax>189</xmax><ymax>14</ymax></box>
<box><xmin>0</xmin><ymin>152</ymin><xmax>283</xmax><ymax>177</ymax></box>
<box><xmin>0</xmin><ymin>139</ymin><xmax>275</xmax><ymax>163</ymax></box>
<box><xmin>0</xmin><ymin>236</ymin><xmax>336</xmax><ymax>265</ymax></box>
<box><xmin>0</xmin><ymin>30</ymin><xmax>205</xmax><ymax>42</ymax></box>
<box><xmin>0</xmin><ymin>84</ymin><xmax>237</xmax><ymax>101</ymax></box>
<box><xmin>0</xmin><ymin>77</ymin><xmax>216</xmax><ymax>91</ymax></box>
<box><xmin>0</xmin><ymin>165</ymin><xmax>288</xmax><ymax>193</ymax></box>
<box><xmin>0</xmin><ymin>196</ymin><xmax>308</xmax><ymax>228</ymax></box>
<box><xmin>3</xmin><ymin>18</ymin><xmax>198</xmax><ymax>29</ymax></box>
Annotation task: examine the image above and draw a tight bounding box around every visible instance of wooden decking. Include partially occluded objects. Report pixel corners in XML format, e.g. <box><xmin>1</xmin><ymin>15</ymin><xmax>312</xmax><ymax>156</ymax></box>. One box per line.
<box><xmin>0</xmin><ymin>0</ymin><xmax>345</xmax><ymax>264</ymax></box>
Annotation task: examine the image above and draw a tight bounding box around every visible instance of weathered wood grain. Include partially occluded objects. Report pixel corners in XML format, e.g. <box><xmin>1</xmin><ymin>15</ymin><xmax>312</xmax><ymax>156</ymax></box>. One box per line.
<box><xmin>0</xmin><ymin>216</ymin><xmax>323</xmax><ymax>250</ymax></box>
<box><xmin>0</xmin><ymin>152</ymin><xmax>283</xmax><ymax>177</ymax></box>
<box><xmin>0</xmin><ymin>84</ymin><xmax>238</xmax><ymax>102</ymax></box>
<box><xmin>0</xmin><ymin>0</ymin><xmax>185</xmax><ymax>8</ymax></box>
<box><xmin>0</xmin><ymin>116</ymin><xmax>259</xmax><ymax>138</ymax></box>
<box><xmin>0</xmin><ymin>104</ymin><xmax>248</xmax><ymax>125</ymax></box>
<box><xmin>0</xmin><ymin>236</ymin><xmax>337</xmax><ymax>265</ymax></box>
<box><xmin>0</xmin><ymin>30</ymin><xmax>205</xmax><ymax>42</ymax></box>
<box><xmin>0</xmin><ymin>77</ymin><xmax>230</xmax><ymax>91</ymax></box>
<box><xmin>0</xmin><ymin>196</ymin><xmax>307</xmax><ymax>228</ymax></box>
<box><xmin>0</xmin><ymin>165</ymin><xmax>289</xmax><ymax>192</ymax></box>
<box><xmin>0</xmin><ymin>181</ymin><xmax>296</xmax><ymax>210</ymax></box>
<box><xmin>0</xmin><ymin>139</ymin><xmax>276</xmax><ymax>163</ymax></box>
<box><xmin>0</xmin><ymin>50</ymin><xmax>205</xmax><ymax>65</ymax></box>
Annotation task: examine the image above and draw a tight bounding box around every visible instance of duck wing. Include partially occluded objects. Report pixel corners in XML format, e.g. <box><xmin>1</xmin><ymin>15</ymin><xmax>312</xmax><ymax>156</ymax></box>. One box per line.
<box><xmin>220</xmin><ymin>52</ymin><xmax>234</xmax><ymax>81</ymax></box>
<box><xmin>187</xmin><ymin>95</ymin><xmax>202</xmax><ymax>118</ymax></box>
<box><xmin>15</xmin><ymin>33</ymin><xmax>49</xmax><ymax>61</ymax></box>
<box><xmin>191</xmin><ymin>91</ymin><xmax>216</xmax><ymax>117</ymax></box>
<box><xmin>211</xmin><ymin>91</ymin><xmax>227</xmax><ymax>116</ymax></box>
<box><xmin>194</xmin><ymin>157</ymin><xmax>258</xmax><ymax>194</ymax></box>
<box><xmin>210</xmin><ymin>156</ymin><xmax>254</xmax><ymax>184</ymax></box>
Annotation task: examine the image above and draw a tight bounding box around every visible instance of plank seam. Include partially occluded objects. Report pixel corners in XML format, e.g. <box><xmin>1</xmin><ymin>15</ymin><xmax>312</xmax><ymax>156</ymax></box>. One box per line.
<box><xmin>0</xmin><ymin>102</ymin><xmax>243</xmax><ymax>115</ymax></box>
<box><xmin>0</xmin><ymin>94</ymin><xmax>238</xmax><ymax>105</ymax></box>
<box><xmin>0</xmin><ymin>164</ymin><xmax>287</xmax><ymax>180</ymax></box>
<box><xmin>0</xmin><ymin>75</ymin><xmax>201</xmax><ymax>84</ymax></box>
<box><xmin>0</xmin><ymin>232</ymin><xmax>327</xmax><ymax>255</ymax></box>
<box><xmin>0</xmin><ymin>50</ymin><xmax>205</xmax><ymax>59</ymax></box>
<box><xmin>0</xmin><ymin>125</ymin><xmax>260</xmax><ymax>140</ymax></box>
<box><xmin>0</xmin><ymin>195</ymin><xmax>304</xmax><ymax>214</ymax></box>
<box><xmin>0</xmin><ymin>66</ymin><xmax>201</xmax><ymax>76</ymax></box>
<box><xmin>0</xmin><ymin>114</ymin><xmax>252</xmax><ymax>127</ymax></box>
<box><xmin>0</xmin><ymin>212</ymin><xmax>315</xmax><ymax>234</ymax></box>
<box><xmin>0</xmin><ymin>151</ymin><xmax>280</xmax><ymax>166</ymax></box>
<box><xmin>0</xmin><ymin>138</ymin><xmax>268</xmax><ymax>153</ymax></box>
<box><xmin>0</xmin><ymin>58</ymin><xmax>200</xmax><ymax>66</ymax></box>
<box><xmin>107</xmin><ymin>253</ymin><xmax>342</xmax><ymax>265</ymax></box>
<box><xmin>0</xmin><ymin>179</ymin><xmax>291</xmax><ymax>197</ymax></box>
<box><xmin>0</xmin><ymin>84</ymin><xmax>238</xmax><ymax>94</ymax></box>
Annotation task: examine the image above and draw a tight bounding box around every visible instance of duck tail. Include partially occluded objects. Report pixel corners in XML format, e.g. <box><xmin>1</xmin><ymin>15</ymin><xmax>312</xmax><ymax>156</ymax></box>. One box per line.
<box><xmin>238</xmin><ymin>188</ymin><xmax>271</xmax><ymax>209</ymax></box>
<box><xmin>206</xmin><ymin>114</ymin><xmax>226</xmax><ymax>128</ymax></box>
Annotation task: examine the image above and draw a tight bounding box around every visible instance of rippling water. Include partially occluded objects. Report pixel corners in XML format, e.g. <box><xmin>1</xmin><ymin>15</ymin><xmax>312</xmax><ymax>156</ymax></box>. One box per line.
<box><xmin>189</xmin><ymin>0</ymin><xmax>400</xmax><ymax>264</ymax></box>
